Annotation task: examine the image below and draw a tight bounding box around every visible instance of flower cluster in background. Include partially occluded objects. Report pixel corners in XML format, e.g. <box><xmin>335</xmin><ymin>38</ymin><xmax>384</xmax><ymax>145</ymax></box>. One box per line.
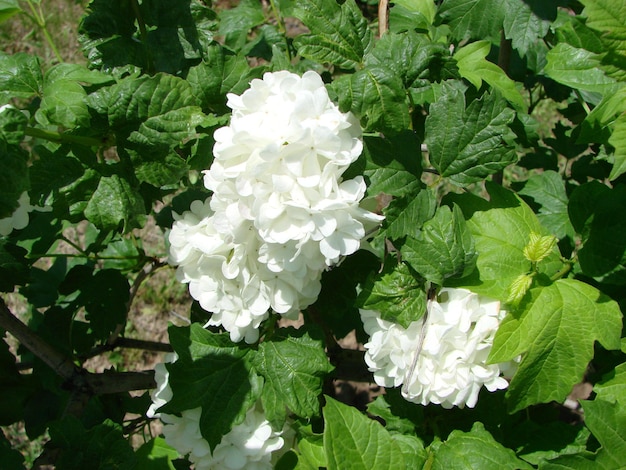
<box><xmin>148</xmin><ymin>355</ymin><xmax>291</xmax><ymax>469</ymax></box>
<box><xmin>169</xmin><ymin>71</ymin><xmax>382</xmax><ymax>343</ymax></box>
<box><xmin>360</xmin><ymin>288</ymin><xmax>517</xmax><ymax>409</ymax></box>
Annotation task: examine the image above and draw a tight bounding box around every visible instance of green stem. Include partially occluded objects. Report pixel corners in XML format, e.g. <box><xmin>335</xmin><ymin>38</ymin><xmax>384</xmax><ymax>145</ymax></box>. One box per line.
<box><xmin>24</xmin><ymin>0</ymin><xmax>63</xmax><ymax>63</ymax></box>
<box><xmin>129</xmin><ymin>0</ymin><xmax>155</xmax><ymax>74</ymax></box>
<box><xmin>574</xmin><ymin>89</ymin><xmax>592</xmax><ymax>115</ymax></box>
<box><xmin>550</xmin><ymin>261</ymin><xmax>573</xmax><ymax>282</ymax></box>
<box><xmin>268</xmin><ymin>0</ymin><xmax>292</xmax><ymax>62</ymax></box>
<box><xmin>25</xmin><ymin>127</ymin><xmax>108</xmax><ymax>147</ymax></box>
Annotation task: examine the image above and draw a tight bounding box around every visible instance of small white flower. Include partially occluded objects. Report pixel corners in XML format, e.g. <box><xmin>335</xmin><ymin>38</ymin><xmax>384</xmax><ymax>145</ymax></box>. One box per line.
<box><xmin>149</xmin><ymin>356</ymin><xmax>291</xmax><ymax>469</ymax></box>
<box><xmin>360</xmin><ymin>288</ymin><xmax>517</xmax><ymax>409</ymax></box>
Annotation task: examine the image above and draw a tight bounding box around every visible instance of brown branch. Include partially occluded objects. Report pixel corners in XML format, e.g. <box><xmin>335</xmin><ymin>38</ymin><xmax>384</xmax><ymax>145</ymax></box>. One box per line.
<box><xmin>0</xmin><ymin>297</ymin><xmax>156</xmax><ymax>395</ymax></box>
<box><xmin>378</xmin><ymin>0</ymin><xmax>389</xmax><ymax>37</ymax></box>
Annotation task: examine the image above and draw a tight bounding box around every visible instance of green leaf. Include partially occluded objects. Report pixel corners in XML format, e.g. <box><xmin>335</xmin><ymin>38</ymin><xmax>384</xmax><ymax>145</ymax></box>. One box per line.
<box><xmin>490</xmin><ymin>279</ymin><xmax>622</xmax><ymax>412</ymax></box>
<box><xmin>323</xmin><ymin>396</ymin><xmax>406</xmax><ymax>470</ymax></box>
<box><xmin>162</xmin><ymin>325</ymin><xmax>262</xmax><ymax>451</ymax></box>
<box><xmin>357</xmin><ymin>261</ymin><xmax>426</xmax><ymax>328</ymax></box>
<box><xmin>91</xmin><ymin>73</ymin><xmax>198</xmax><ymax>128</ymax></box>
<box><xmin>44</xmin><ymin>63</ymin><xmax>114</xmax><ymax>85</ymax></box>
<box><xmin>379</xmin><ymin>189</ymin><xmax>437</xmax><ymax>240</ymax></box>
<box><xmin>333</xmin><ymin>66</ymin><xmax>409</xmax><ymax>134</ymax></box>
<box><xmin>134</xmin><ymin>437</ymin><xmax>178</xmax><ymax>470</ymax></box>
<box><xmin>454</xmin><ymin>40</ymin><xmax>527</xmax><ymax>112</ymax></box>
<box><xmin>0</xmin><ymin>144</ymin><xmax>29</xmax><ymax>219</ymax></box>
<box><xmin>568</xmin><ymin>182</ymin><xmax>626</xmax><ymax>283</ymax></box>
<box><xmin>609</xmin><ymin>114</ymin><xmax>626</xmax><ymax>180</ymax></box>
<box><xmin>425</xmin><ymin>86</ymin><xmax>517</xmax><ymax>185</ymax></box>
<box><xmin>0</xmin><ymin>105</ymin><xmax>27</xmax><ymax>145</ymax></box>
<box><xmin>187</xmin><ymin>44</ymin><xmax>264</xmax><ymax>113</ymax></box>
<box><xmin>218</xmin><ymin>0</ymin><xmax>265</xmax><ymax>51</ymax></box>
<box><xmin>295</xmin><ymin>426</ymin><xmax>326</xmax><ymax>470</ymax></box>
<box><xmin>544</xmin><ymin>43</ymin><xmax>617</xmax><ymax>94</ymax></box>
<box><xmin>85</xmin><ymin>174</ymin><xmax>146</xmax><ymax>233</ymax></box>
<box><xmin>438</xmin><ymin>0</ymin><xmax>508</xmax><ymax>44</ymax></box>
<box><xmin>68</xmin><ymin>267</ymin><xmax>130</xmax><ymax>341</ymax></box>
<box><xmin>581</xmin><ymin>0</ymin><xmax>626</xmax><ymax>54</ymax></box>
<box><xmin>37</xmin><ymin>79</ymin><xmax>90</xmax><ymax>128</ymax></box>
<box><xmin>401</xmin><ymin>204</ymin><xmax>477</xmax><ymax>285</ymax></box>
<box><xmin>595</xmin><ymin>362</ymin><xmax>626</xmax><ymax>404</ymax></box>
<box><xmin>502</xmin><ymin>0</ymin><xmax>556</xmax><ymax>58</ymax></box>
<box><xmin>428</xmin><ymin>422</ymin><xmax>532</xmax><ymax>469</ymax></box>
<box><xmin>348</xmin><ymin>131</ymin><xmax>422</xmax><ymax>198</ymax></box>
<box><xmin>0</xmin><ymin>52</ymin><xmax>42</xmax><ymax>101</ymax></box>
<box><xmin>451</xmin><ymin>183</ymin><xmax>563</xmax><ymax>300</ymax></box>
<box><xmin>0</xmin><ymin>0</ymin><xmax>22</xmax><ymax>23</ymax></box>
<box><xmin>49</xmin><ymin>417</ymin><xmax>136</xmax><ymax>470</ymax></box>
<box><xmin>292</xmin><ymin>0</ymin><xmax>372</xmax><ymax>69</ymax></box>
<box><xmin>0</xmin><ymin>430</ymin><xmax>24</xmax><ymax>470</ymax></box>
<box><xmin>253</xmin><ymin>327</ymin><xmax>333</xmax><ymax>427</ymax></box>
<box><xmin>518</xmin><ymin>170</ymin><xmax>575</xmax><ymax>240</ymax></box>
<box><xmin>581</xmin><ymin>399</ymin><xmax>626</xmax><ymax>469</ymax></box>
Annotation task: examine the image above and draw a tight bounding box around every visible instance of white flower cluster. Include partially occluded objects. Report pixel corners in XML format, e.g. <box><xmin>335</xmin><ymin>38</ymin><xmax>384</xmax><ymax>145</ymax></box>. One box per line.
<box><xmin>169</xmin><ymin>71</ymin><xmax>382</xmax><ymax>343</ymax></box>
<box><xmin>0</xmin><ymin>192</ymin><xmax>35</xmax><ymax>236</ymax></box>
<box><xmin>148</xmin><ymin>355</ymin><xmax>290</xmax><ymax>469</ymax></box>
<box><xmin>360</xmin><ymin>288</ymin><xmax>516</xmax><ymax>409</ymax></box>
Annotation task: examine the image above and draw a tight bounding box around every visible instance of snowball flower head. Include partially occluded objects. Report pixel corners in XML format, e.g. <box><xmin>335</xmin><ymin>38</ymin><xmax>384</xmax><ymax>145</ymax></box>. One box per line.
<box><xmin>169</xmin><ymin>70</ymin><xmax>383</xmax><ymax>342</ymax></box>
<box><xmin>148</xmin><ymin>356</ymin><xmax>290</xmax><ymax>469</ymax></box>
<box><xmin>360</xmin><ymin>288</ymin><xmax>517</xmax><ymax>409</ymax></box>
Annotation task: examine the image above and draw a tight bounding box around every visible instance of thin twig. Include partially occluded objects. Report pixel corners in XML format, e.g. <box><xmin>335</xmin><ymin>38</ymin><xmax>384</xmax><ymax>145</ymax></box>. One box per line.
<box><xmin>378</xmin><ymin>0</ymin><xmax>389</xmax><ymax>37</ymax></box>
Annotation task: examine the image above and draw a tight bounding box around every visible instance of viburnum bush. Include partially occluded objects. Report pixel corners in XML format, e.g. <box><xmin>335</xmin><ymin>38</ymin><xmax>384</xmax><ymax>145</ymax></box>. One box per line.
<box><xmin>1</xmin><ymin>0</ymin><xmax>626</xmax><ymax>468</ymax></box>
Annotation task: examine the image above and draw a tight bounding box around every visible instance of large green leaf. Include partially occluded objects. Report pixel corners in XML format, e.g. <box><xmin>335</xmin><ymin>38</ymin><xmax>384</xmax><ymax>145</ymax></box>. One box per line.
<box><xmin>252</xmin><ymin>327</ymin><xmax>333</xmax><ymax>428</ymax></box>
<box><xmin>379</xmin><ymin>189</ymin><xmax>437</xmax><ymax>240</ymax></box>
<box><xmin>581</xmin><ymin>0</ymin><xmax>626</xmax><ymax>58</ymax></box>
<box><xmin>322</xmin><ymin>396</ymin><xmax>406</xmax><ymax>470</ymax></box>
<box><xmin>218</xmin><ymin>0</ymin><xmax>265</xmax><ymax>51</ymax></box>
<box><xmin>401</xmin><ymin>204</ymin><xmax>477</xmax><ymax>285</ymax></box>
<box><xmin>0</xmin><ymin>52</ymin><xmax>42</xmax><ymax>101</ymax></box>
<box><xmin>609</xmin><ymin>114</ymin><xmax>626</xmax><ymax>180</ymax></box>
<box><xmin>518</xmin><ymin>170</ymin><xmax>575</xmax><ymax>240</ymax></box>
<box><xmin>0</xmin><ymin>0</ymin><xmax>21</xmax><ymax>23</ymax></box>
<box><xmin>347</xmin><ymin>131</ymin><xmax>422</xmax><ymax>198</ymax></box>
<box><xmin>333</xmin><ymin>66</ymin><xmax>409</xmax><ymax>135</ymax></box>
<box><xmin>357</xmin><ymin>261</ymin><xmax>426</xmax><ymax>328</ymax></box>
<box><xmin>581</xmin><ymin>399</ymin><xmax>626</xmax><ymax>469</ymax></box>
<box><xmin>0</xmin><ymin>143</ymin><xmax>29</xmax><ymax>219</ymax></box>
<box><xmin>427</xmin><ymin>422</ymin><xmax>532</xmax><ymax>469</ymax></box>
<box><xmin>595</xmin><ymin>362</ymin><xmax>626</xmax><ymax>404</ymax></box>
<box><xmin>568</xmin><ymin>182</ymin><xmax>626</xmax><ymax>283</ymax></box>
<box><xmin>292</xmin><ymin>0</ymin><xmax>372</xmax><ymax>69</ymax></box>
<box><xmin>425</xmin><ymin>86</ymin><xmax>517</xmax><ymax>185</ymax></box>
<box><xmin>490</xmin><ymin>279</ymin><xmax>622</xmax><ymax>412</ymax></box>
<box><xmin>187</xmin><ymin>44</ymin><xmax>264</xmax><ymax>113</ymax></box>
<box><xmin>162</xmin><ymin>325</ymin><xmax>263</xmax><ymax>452</ymax></box>
<box><xmin>438</xmin><ymin>0</ymin><xmax>509</xmax><ymax>44</ymax></box>
<box><xmin>454</xmin><ymin>40</ymin><xmax>527</xmax><ymax>112</ymax></box>
<box><xmin>544</xmin><ymin>43</ymin><xmax>617</xmax><ymax>94</ymax></box>
<box><xmin>84</xmin><ymin>174</ymin><xmax>146</xmax><ymax>233</ymax></box>
<box><xmin>451</xmin><ymin>183</ymin><xmax>563</xmax><ymax>300</ymax></box>
<box><xmin>37</xmin><ymin>79</ymin><xmax>90</xmax><ymax>128</ymax></box>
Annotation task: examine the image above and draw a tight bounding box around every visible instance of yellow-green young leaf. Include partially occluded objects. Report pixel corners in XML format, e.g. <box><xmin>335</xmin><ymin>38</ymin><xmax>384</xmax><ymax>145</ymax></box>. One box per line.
<box><xmin>523</xmin><ymin>232</ymin><xmax>557</xmax><ymax>263</ymax></box>
<box><xmin>455</xmin><ymin>40</ymin><xmax>527</xmax><ymax>112</ymax></box>
<box><xmin>609</xmin><ymin>114</ymin><xmax>626</xmax><ymax>180</ymax></box>
<box><xmin>323</xmin><ymin>396</ymin><xmax>406</xmax><ymax>470</ymax></box>
<box><xmin>506</xmin><ymin>272</ymin><xmax>533</xmax><ymax>306</ymax></box>
<box><xmin>490</xmin><ymin>279</ymin><xmax>622</xmax><ymax>413</ymax></box>
<box><xmin>428</xmin><ymin>422</ymin><xmax>532</xmax><ymax>469</ymax></box>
